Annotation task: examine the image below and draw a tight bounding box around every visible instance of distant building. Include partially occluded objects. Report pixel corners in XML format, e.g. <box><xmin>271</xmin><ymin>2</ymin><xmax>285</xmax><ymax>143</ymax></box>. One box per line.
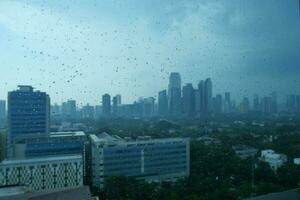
<box><xmin>142</xmin><ymin>97</ymin><xmax>155</xmax><ymax>118</ymax></box>
<box><xmin>112</xmin><ymin>95</ymin><xmax>121</xmax><ymax>116</ymax></box>
<box><xmin>262</xmin><ymin>97</ymin><xmax>272</xmax><ymax>114</ymax></box>
<box><xmin>102</xmin><ymin>94</ymin><xmax>111</xmax><ymax>118</ymax></box>
<box><xmin>81</xmin><ymin>104</ymin><xmax>94</xmax><ymax>120</ymax></box>
<box><xmin>0</xmin><ymin>100</ymin><xmax>6</xmax><ymax>128</ymax></box>
<box><xmin>90</xmin><ymin>133</ymin><xmax>190</xmax><ymax>189</ymax></box>
<box><xmin>232</xmin><ymin>145</ymin><xmax>258</xmax><ymax>159</ymax></box>
<box><xmin>8</xmin><ymin>86</ymin><xmax>50</xmax><ymax>145</ymax></box>
<box><xmin>94</xmin><ymin>105</ymin><xmax>102</xmax><ymax>119</ymax></box>
<box><xmin>61</xmin><ymin>100</ymin><xmax>77</xmax><ymax>120</ymax></box>
<box><xmin>182</xmin><ymin>83</ymin><xmax>195</xmax><ymax>117</ymax></box>
<box><xmin>240</xmin><ymin>97</ymin><xmax>250</xmax><ymax>113</ymax></box>
<box><xmin>158</xmin><ymin>90</ymin><xmax>168</xmax><ymax>116</ymax></box>
<box><xmin>0</xmin><ymin>155</ymin><xmax>83</xmax><ymax>191</ymax></box>
<box><xmin>253</xmin><ymin>94</ymin><xmax>261</xmax><ymax>113</ymax></box>
<box><xmin>198</xmin><ymin>80</ymin><xmax>205</xmax><ymax>115</ymax></box>
<box><xmin>214</xmin><ymin>94</ymin><xmax>223</xmax><ymax>114</ymax></box>
<box><xmin>260</xmin><ymin>150</ymin><xmax>287</xmax><ymax>171</ymax></box>
<box><xmin>204</xmin><ymin>78</ymin><xmax>212</xmax><ymax>115</ymax></box>
<box><xmin>224</xmin><ymin>92</ymin><xmax>231</xmax><ymax>113</ymax></box>
<box><xmin>168</xmin><ymin>73</ymin><xmax>182</xmax><ymax>117</ymax></box>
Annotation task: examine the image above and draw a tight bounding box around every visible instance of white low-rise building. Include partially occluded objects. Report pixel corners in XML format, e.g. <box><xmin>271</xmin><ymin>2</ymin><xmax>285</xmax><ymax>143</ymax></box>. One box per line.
<box><xmin>294</xmin><ymin>158</ymin><xmax>300</xmax><ymax>165</ymax></box>
<box><xmin>260</xmin><ymin>150</ymin><xmax>287</xmax><ymax>171</ymax></box>
<box><xmin>0</xmin><ymin>155</ymin><xmax>83</xmax><ymax>191</ymax></box>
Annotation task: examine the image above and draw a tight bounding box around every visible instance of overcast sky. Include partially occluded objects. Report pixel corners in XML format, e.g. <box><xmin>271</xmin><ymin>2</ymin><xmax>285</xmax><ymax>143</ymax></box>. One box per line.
<box><xmin>0</xmin><ymin>0</ymin><xmax>299</xmax><ymax>105</ymax></box>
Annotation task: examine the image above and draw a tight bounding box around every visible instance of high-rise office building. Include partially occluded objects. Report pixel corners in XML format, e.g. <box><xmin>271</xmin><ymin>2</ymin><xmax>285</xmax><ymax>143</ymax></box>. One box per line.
<box><xmin>224</xmin><ymin>92</ymin><xmax>231</xmax><ymax>113</ymax></box>
<box><xmin>8</xmin><ymin>86</ymin><xmax>50</xmax><ymax>145</ymax></box>
<box><xmin>270</xmin><ymin>92</ymin><xmax>278</xmax><ymax>114</ymax></box>
<box><xmin>204</xmin><ymin>78</ymin><xmax>212</xmax><ymax>115</ymax></box>
<box><xmin>182</xmin><ymin>83</ymin><xmax>195</xmax><ymax>117</ymax></box>
<box><xmin>194</xmin><ymin>89</ymin><xmax>201</xmax><ymax>117</ymax></box>
<box><xmin>197</xmin><ymin>80</ymin><xmax>205</xmax><ymax>115</ymax></box>
<box><xmin>61</xmin><ymin>100</ymin><xmax>77</xmax><ymax>120</ymax></box>
<box><xmin>81</xmin><ymin>104</ymin><xmax>95</xmax><ymax>119</ymax></box>
<box><xmin>214</xmin><ymin>94</ymin><xmax>223</xmax><ymax>114</ymax></box>
<box><xmin>241</xmin><ymin>97</ymin><xmax>250</xmax><ymax>113</ymax></box>
<box><xmin>142</xmin><ymin>97</ymin><xmax>155</xmax><ymax>118</ymax></box>
<box><xmin>168</xmin><ymin>72</ymin><xmax>181</xmax><ymax>117</ymax></box>
<box><xmin>262</xmin><ymin>97</ymin><xmax>272</xmax><ymax>114</ymax></box>
<box><xmin>158</xmin><ymin>90</ymin><xmax>168</xmax><ymax>116</ymax></box>
<box><xmin>0</xmin><ymin>100</ymin><xmax>6</xmax><ymax>128</ymax></box>
<box><xmin>253</xmin><ymin>94</ymin><xmax>261</xmax><ymax>112</ymax></box>
<box><xmin>112</xmin><ymin>94</ymin><xmax>121</xmax><ymax>116</ymax></box>
<box><xmin>102</xmin><ymin>94</ymin><xmax>111</xmax><ymax>117</ymax></box>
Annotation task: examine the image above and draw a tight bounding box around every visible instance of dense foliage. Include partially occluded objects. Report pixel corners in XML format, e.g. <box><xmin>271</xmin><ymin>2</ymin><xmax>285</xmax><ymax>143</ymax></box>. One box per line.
<box><xmin>94</xmin><ymin>138</ymin><xmax>300</xmax><ymax>200</ymax></box>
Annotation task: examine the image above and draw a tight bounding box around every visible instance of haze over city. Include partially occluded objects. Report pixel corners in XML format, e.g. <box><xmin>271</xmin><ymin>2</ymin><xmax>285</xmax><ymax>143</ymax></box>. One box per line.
<box><xmin>0</xmin><ymin>0</ymin><xmax>300</xmax><ymax>105</ymax></box>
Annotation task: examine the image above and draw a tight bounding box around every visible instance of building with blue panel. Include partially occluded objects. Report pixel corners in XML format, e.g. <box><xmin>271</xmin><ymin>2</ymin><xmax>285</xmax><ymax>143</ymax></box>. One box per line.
<box><xmin>8</xmin><ymin>85</ymin><xmax>50</xmax><ymax>145</ymax></box>
<box><xmin>11</xmin><ymin>131</ymin><xmax>86</xmax><ymax>159</ymax></box>
<box><xmin>90</xmin><ymin>133</ymin><xmax>190</xmax><ymax>188</ymax></box>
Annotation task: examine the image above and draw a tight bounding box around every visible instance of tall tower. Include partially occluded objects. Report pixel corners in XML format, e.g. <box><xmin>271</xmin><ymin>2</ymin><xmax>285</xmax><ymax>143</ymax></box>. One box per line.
<box><xmin>102</xmin><ymin>94</ymin><xmax>111</xmax><ymax>118</ymax></box>
<box><xmin>204</xmin><ymin>78</ymin><xmax>212</xmax><ymax>115</ymax></box>
<box><xmin>112</xmin><ymin>95</ymin><xmax>121</xmax><ymax>116</ymax></box>
<box><xmin>0</xmin><ymin>100</ymin><xmax>6</xmax><ymax>128</ymax></box>
<box><xmin>182</xmin><ymin>83</ymin><xmax>195</xmax><ymax>117</ymax></box>
<box><xmin>198</xmin><ymin>80</ymin><xmax>205</xmax><ymax>115</ymax></box>
<box><xmin>158</xmin><ymin>90</ymin><xmax>168</xmax><ymax>116</ymax></box>
<box><xmin>8</xmin><ymin>85</ymin><xmax>50</xmax><ymax>145</ymax></box>
<box><xmin>168</xmin><ymin>72</ymin><xmax>182</xmax><ymax>117</ymax></box>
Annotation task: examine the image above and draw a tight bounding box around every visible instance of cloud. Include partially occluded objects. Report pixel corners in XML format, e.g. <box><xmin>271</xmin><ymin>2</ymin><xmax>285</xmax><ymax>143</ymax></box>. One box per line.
<box><xmin>0</xmin><ymin>0</ymin><xmax>299</xmax><ymax>104</ymax></box>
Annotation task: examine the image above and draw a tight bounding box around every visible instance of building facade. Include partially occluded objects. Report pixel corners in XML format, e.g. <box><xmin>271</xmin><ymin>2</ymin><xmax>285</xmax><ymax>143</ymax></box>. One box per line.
<box><xmin>102</xmin><ymin>94</ymin><xmax>111</xmax><ymax>118</ymax></box>
<box><xmin>11</xmin><ymin>131</ymin><xmax>86</xmax><ymax>159</ymax></box>
<box><xmin>168</xmin><ymin>73</ymin><xmax>182</xmax><ymax>117</ymax></box>
<box><xmin>8</xmin><ymin>86</ymin><xmax>50</xmax><ymax>145</ymax></box>
<box><xmin>90</xmin><ymin>133</ymin><xmax>190</xmax><ymax>188</ymax></box>
<box><xmin>158</xmin><ymin>90</ymin><xmax>168</xmax><ymax>116</ymax></box>
<box><xmin>0</xmin><ymin>155</ymin><xmax>83</xmax><ymax>191</ymax></box>
<box><xmin>0</xmin><ymin>100</ymin><xmax>6</xmax><ymax>128</ymax></box>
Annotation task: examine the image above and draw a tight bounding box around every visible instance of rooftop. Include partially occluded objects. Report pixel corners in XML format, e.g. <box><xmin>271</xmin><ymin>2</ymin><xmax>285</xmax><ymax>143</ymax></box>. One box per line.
<box><xmin>90</xmin><ymin>132</ymin><xmax>189</xmax><ymax>146</ymax></box>
<box><xmin>0</xmin><ymin>154</ymin><xmax>82</xmax><ymax>166</ymax></box>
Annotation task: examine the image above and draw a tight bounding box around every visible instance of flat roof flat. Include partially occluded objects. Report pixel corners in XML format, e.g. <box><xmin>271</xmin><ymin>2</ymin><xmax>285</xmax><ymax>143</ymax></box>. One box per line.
<box><xmin>0</xmin><ymin>155</ymin><xmax>82</xmax><ymax>166</ymax></box>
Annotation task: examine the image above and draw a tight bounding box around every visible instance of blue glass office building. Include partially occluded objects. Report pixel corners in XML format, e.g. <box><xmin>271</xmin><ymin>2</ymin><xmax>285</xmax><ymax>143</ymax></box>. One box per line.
<box><xmin>90</xmin><ymin>133</ymin><xmax>190</xmax><ymax>188</ymax></box>
<box><xmin>12</xmin><ymin>131</ymin><xmax>86</xmax><ymax>158</ymax></box>
<box><xmin>8</xmin><ymin>86</ymin><xmax>50</xmax><ymax>145</ymax></box>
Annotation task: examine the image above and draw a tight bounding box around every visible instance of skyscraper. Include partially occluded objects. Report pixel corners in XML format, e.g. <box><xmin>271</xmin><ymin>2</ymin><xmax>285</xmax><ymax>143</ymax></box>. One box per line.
<box><xmin>158</xmin><ymin>90</ymin><xmax>168</xmax><ymax>116</ymax></box>
<box><xmin>61</xmin><ymin>100</ymin><xmax>77</xmax><ymax>120</ymax></box>
<box><xmin>102</xmin><ymin>94</ymin><xmax>111</xmax><ymax>117</ymax></box>
<box><xmin>224</xmin><ymin>92</ymin><xmax>231</xmax><ymax>113</ymax></box>
<box><xmin>253</xmin><ymin>94</ymin><xmax>261</xmax><ymax>112</ymax></box>
<box><xmin>112</xmin><ymin>95</ymin><xmax>121</xmax><ymax>116</ymax></box>
<box><xmin>182</xmin><ymin>83</ymin><xmax>195</xmax><ymax>117</ymax></box>
<box><xmin>204</xmin><ymin>78</ymin><xmax>212</xmax><ymax>115</ymax></box>
<box><xmin>0</xmin><ymin>100</ymin><xmax>6</xmax><ymax>128</ymax></box>
<box><xmin>81</xmin><ymin>104</ymin><xmax>95</xmax><ymax>119</ymax></box>
<box><xmin>8</xmin><ymin>86</ymin><xmax>50</xmax><ymax>144</ymax></box>
<box><xmin>270</xmin><ymin>92</ymin><xmax>277</xmax><ymax>114</ymax></box>
<box><xmin>197</xmin><ymin>80</ymin><xmax>205</xmax><ymax>115</ymax></box>
<box><xmin>168</xmin><ymin>72</ymin><xmax>181</xmax><ymax>117</ymax></box>
<box><xmin>214</xmin><ymin>94</ymin><xmax>223</xmax><ymax>114</ymax></box>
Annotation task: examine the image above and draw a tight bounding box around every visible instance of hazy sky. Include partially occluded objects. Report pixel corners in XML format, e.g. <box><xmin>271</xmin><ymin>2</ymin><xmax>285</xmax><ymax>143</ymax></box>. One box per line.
<box><xmin>0</xmin><ymin>0</ymin><xmax>299</xmax><ymax>105</ymax></box>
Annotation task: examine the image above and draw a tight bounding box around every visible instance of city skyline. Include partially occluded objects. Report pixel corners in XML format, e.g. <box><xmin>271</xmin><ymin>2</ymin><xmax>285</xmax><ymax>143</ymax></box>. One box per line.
<box><xmin>0</xmin><ymin>0</ymin><xmax>300</xmax><ymax>105</ymax></box>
